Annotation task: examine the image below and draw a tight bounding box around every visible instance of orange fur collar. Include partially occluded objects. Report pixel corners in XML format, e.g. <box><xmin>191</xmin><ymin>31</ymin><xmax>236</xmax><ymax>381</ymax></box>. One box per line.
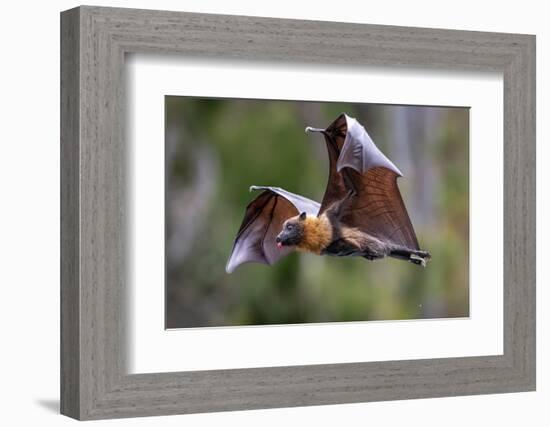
<box><xmin>297</xmin><ymin>215</ymin><xmax>333</xmax><ymax>254</ymax></box>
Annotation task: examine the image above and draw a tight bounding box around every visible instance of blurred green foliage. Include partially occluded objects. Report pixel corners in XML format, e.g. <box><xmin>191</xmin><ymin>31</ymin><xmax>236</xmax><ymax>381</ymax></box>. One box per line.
<box><xmin>165</xmin><ymin>97</ymin><xmax>469</xmax><ymax>328</ymax></box>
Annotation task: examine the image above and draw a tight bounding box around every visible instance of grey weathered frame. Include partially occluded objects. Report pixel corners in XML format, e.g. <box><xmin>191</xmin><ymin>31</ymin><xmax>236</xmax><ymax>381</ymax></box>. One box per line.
<box><xmin>60</xmin><ymin>5</ymin><xmax>536</xmax><ymax>420</ymax></box>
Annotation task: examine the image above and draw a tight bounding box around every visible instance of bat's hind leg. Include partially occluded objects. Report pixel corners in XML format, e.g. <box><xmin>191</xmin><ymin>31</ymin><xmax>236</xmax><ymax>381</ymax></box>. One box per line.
<box><xmin>389</xmin><ymin>247</ymin><xmax>431</xmax><ymax>267</ymax></box>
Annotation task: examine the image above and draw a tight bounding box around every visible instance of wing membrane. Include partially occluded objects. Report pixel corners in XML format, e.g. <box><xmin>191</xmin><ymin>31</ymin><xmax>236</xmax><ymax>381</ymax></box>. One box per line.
<box><xmin>226</xmin><ymin>187</ymin><xmax>320</xmax><ymax>273</ymax></box>
<box><xmin>315</xmin><ymin>115</ymin><xmax>348</xmax><ymax>215</ymax></box>
<box><xmin>341</xmin><ymin>167</ymin><xmax>419</xmax><ymax>249</ymax></box>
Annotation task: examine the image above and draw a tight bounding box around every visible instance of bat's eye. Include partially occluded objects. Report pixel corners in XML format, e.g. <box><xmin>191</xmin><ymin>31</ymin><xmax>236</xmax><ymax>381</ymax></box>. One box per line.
<box><xmin>286</xmin><ymin>224</ymin><xmax>293</xmax><ymax>231</ymax></box>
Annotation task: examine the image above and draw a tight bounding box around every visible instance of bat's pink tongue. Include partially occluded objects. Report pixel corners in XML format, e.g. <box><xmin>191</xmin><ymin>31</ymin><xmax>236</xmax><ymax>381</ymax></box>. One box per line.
<box><xmin>277</xmin><ymin>242</ymin><xmax>283</xmax><ymax>249</ymax></box>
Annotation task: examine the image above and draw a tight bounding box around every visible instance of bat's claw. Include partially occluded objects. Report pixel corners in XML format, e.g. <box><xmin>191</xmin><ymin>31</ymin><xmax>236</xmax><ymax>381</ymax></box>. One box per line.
<box><xmin>305</xmin><ymin>126</ymin><xmax>325</xmax><ymax>134</ymax></box>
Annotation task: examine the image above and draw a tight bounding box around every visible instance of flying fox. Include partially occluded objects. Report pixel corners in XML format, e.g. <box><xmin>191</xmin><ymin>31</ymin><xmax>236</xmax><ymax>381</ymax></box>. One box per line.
<box><xmin>225</xmin><ymin>113</ymin><xmax>431</xmax><ymax>273</ymax></box>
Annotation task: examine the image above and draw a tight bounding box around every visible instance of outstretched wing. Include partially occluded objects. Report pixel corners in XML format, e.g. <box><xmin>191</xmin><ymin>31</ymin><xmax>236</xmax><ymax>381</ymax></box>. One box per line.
<box><xmin>335</xmin><ymin>114</ymin><xmax>419</xmax><ymax>250</ymax></box>
<box><xmin>226</xmin><ymin>186</ymin><xmax>320</xmax><ymax>273</ymax></box>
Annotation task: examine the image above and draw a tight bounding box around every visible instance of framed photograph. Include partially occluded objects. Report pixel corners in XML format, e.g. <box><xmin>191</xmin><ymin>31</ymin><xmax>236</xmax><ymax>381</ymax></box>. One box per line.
<box><xmin>60</xmin><ymin>6</ymin><xmax>535</xmax><ymax>420</ymax></box>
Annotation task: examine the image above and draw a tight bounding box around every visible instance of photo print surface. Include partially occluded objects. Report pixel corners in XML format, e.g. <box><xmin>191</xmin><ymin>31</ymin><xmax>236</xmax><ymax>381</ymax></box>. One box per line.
<box><xmin>165</xmin><ymin>97</ymin><xmax>469</xmax><ymax>328</ymax></box>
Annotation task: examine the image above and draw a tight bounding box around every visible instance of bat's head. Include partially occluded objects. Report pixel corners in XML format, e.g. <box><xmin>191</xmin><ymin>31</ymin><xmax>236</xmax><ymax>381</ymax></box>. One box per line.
<box><xmin>276</xmin><ymin>212</ymin><xmax>307</xmax><ymax>248</ymax></box>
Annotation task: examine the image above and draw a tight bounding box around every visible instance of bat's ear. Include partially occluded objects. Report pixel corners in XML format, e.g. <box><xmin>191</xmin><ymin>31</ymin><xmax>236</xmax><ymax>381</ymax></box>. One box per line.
<box><xmin>299</xmin><ymin>212</ymin><xmax>307</xmax><ymax>221</ymax></box>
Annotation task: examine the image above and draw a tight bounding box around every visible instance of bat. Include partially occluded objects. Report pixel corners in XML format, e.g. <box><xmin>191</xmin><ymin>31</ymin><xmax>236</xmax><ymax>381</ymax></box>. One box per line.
<box><xmin>225</xmin><ymin>113</ymin><xmax>431</xmax><ymax>273</ymax></box>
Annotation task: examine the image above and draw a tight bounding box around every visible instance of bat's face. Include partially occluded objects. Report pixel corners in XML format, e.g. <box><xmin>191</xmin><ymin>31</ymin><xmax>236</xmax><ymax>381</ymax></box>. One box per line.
<box><xmin>275</xmin><ymin>212</ymin><xmax>307</xmax><ymax>248</ymax></box>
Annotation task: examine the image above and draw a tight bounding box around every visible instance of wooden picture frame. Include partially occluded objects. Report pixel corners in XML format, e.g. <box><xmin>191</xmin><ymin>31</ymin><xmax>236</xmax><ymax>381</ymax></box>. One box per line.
<box><xmin>60</xmin><ymin>5</ymin><xmax>536</xmax><ymax>420</ymax></box>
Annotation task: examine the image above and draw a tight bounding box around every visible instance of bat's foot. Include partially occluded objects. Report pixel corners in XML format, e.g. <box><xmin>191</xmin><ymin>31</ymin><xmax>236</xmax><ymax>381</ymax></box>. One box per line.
<box><xmin>409</xmin><ymin>251</ymin><xmax>431</xmax><ymax>267</ymax></box>
<box><xmin>410</xmin><ymin>253</ymin><xmax>427</xmax><ymax>267</ymax></box>
<box><xmin>389</xmin><ymin>248</ymin><xmax>431</xmax><ymax>266</ymax></box>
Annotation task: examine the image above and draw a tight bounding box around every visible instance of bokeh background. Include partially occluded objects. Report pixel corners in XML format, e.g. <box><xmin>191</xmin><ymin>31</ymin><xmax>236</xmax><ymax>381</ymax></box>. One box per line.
<box><xmin>165</xmin><ymin>97</ymin><xmax>469</xmax><ymax>328</ymax></box>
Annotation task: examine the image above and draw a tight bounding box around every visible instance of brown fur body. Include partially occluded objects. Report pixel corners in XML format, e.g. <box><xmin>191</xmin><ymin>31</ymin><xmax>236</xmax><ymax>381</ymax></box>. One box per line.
<box><xmin>277</xmin><ymin>210</ymin><xmax>430</xmax><ymax>265</ymax></box>
<box><xmin>280</xmin><ymin>212</ymin><xmax>389</xmax><ymax>258</ymax></box>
